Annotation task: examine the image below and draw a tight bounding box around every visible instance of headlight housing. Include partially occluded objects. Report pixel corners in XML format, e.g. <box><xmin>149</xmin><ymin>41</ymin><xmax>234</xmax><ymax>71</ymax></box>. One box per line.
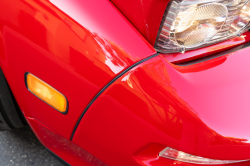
<box><xmin>155</xmin><ymin>0</ymin><xmax>250</xmax><ymax>53</ymax></box>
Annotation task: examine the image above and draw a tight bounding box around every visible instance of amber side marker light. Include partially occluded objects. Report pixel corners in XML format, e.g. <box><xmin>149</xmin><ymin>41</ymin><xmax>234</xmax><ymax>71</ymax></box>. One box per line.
<box><xmin>25</xmin><ymin>73</ymin><xmax>68</xmax><ymax>114</ymax></box>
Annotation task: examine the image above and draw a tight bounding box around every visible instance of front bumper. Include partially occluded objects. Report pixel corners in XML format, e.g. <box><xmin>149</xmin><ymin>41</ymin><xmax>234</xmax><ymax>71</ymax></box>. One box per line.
<box><xmin>72</xmin><ymin>43</ymin><xmax>250</xmax><ymax>165</ymax></box>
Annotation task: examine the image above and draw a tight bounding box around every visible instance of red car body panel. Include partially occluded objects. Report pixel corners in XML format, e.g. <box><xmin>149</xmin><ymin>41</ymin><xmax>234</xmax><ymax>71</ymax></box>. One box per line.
<box><xmin>72</xmin><ymin>53</ymin><xmax>250</xmax><ymax>165</ymax></box>
<box><xmin>111</xmin><ymin>0</ymin><xmax>250</xmax><ymax>64</ymax></box>
<box><xmin>27</xmin><ymin>117</ymin><xmax>108</xmax><ymax>166</ymax></box>
<box><xmin>111</xmin><ymin>0</ymin><xmax>168</xmax><ymax>45</ymax></box>
<box><xmin>0</xmin><ymin>0</ymin><xmax>250</xmax><ymax>166</ymax></box>
<box><xmin>0</xmin><ymin>0</ymin><xmax>155</xmax><ymax>140</ymax></box>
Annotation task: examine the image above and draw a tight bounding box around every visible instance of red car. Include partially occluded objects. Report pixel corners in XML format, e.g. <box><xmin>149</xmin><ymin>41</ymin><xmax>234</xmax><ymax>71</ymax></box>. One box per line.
<box><xmin>1</xmin><ymin>0</ymin><xmax>250</xmax><ymax>165</ymax></box>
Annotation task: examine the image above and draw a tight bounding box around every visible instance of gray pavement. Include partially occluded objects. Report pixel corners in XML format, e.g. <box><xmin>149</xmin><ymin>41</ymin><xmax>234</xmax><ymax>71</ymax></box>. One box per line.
<box><xmin>0</xmin><ymin>127</ymin><xmax>64</xmax><ymax>166</ymax></box>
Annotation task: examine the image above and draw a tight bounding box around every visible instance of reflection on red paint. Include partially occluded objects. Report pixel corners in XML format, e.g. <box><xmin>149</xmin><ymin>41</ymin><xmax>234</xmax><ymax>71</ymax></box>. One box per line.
<box><xmin>27</xmin><ymin>117</ymin><xmax>107</xmax><ymax>166</ymax></box>
<box><xmin>170</xmin><ymin>55</ymin><xmax>228</xmax><ymax>73</ymax></box>
<box><xmin>2</xmin><ymin>0</ymin><xmax>250</xmax><ymax>165</ymax></box>
<box><xmin>0</xmin><ymin>0</ymin><xmax>155</xmax><ymax>141</ymax></box>
<box><xmin>111</xmin><ymin>0</ymin><xmax>169</xmax><ymax>45</ymax></box>
<box><xmin>74</xmin><ymin>52</ymin><xmax>250</xmax><ymax>165</ymax></box>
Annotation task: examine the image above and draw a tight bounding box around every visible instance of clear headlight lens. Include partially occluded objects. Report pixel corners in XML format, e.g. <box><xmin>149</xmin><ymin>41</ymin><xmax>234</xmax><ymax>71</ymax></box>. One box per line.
<box><xmin>173</xmin><ymin>3</ymin><xmax>228</xmax><ymax>48</ymax></box>
<box><xmin>159</xmin><ymin>147</ymin><xmax>249</xmax><ymax>165</ymax></box>
<box><xmin>155</xmin><ymin>0</ymin><xmax>250</xmax><ymax>53</ymax></box>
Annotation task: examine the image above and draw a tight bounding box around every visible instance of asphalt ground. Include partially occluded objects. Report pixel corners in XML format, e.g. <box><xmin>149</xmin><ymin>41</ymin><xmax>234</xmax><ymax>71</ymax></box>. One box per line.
<box><xmin>0</xmin><ymin>127</ymin><xmax>64</xmax><ymax>166</ymax></box>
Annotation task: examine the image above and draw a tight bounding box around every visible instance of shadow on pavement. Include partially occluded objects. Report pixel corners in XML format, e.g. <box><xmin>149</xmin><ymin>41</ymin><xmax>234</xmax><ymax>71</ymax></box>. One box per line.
<box><xmin>0</xmin><ymin>127</ymin><xmax>63</xmax><ymax>166</ymax></box>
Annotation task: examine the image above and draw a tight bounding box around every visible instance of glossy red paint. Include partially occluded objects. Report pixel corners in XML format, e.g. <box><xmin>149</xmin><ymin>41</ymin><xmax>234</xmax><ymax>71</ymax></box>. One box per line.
<box><xmin>73</xmin><ymin>47</ymin><xmax>250</xmax><ymax>165</ymax></box>
<box><xmin>111</xmin><ymin>0</ymin><xmax>169</xmax><ymax>45</ymax></box>
<box><xmin>26</xmin><ymin>117</ymin><xmax>107</xmax><ymax>166</ymax></box>
<box><xmin>1</xmin><ymin>0</ymin><xmax>250</xmax><ymax>165</ymax></box>
<box><xmin>0</xmin><ymin>0</ymin><xmax>155</xmax><ymax>140</ymax></box>
<box><xmin>111</xmin><ymin>0</ymin><xmax>250</xmax><ymax>64</ymax></box>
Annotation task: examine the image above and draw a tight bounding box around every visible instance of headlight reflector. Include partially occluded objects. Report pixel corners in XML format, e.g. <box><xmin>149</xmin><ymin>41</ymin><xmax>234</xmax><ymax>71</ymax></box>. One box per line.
<box><xmin>173</xmin><ymin>3</ymin><xmax>228</xmax><ymax>48</ymax></box>
<box><xmin>231</xmin><ymin>1</ymin><xmax>250</xmax><ymax>33</ymax></box>
<box><xmin>155</xmin><ymin>0</ymin><xmax>250</xmax><ymax>53</ymax></box>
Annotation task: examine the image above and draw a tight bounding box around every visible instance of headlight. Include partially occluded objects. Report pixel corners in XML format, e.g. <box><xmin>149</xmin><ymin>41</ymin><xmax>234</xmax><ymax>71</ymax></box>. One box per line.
<box><xmin>155</xmin><ymin>0</ymin><xmax>250</xmax><ymax>53</ymax></box>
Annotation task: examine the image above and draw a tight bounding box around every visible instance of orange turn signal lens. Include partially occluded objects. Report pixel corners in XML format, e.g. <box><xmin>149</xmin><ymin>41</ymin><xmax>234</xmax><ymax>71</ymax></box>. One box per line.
<box><xmin>26</xmin><ymin>73</ymin><xmax>68</xmax><ymax>114</ymax></box>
